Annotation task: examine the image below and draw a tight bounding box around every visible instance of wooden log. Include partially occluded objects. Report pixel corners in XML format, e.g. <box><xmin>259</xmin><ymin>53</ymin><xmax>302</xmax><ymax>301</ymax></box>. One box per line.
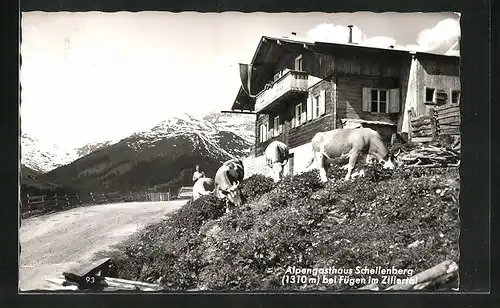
<box><xmin>44</xmin><ymin>278</ymin><xmax>80</xmax><ymax>291</ymax></box>
<box><xmin>438</xmin><ymin>129</ymin><xmax>460</xmax><ymax>136</ymax></box>
<box><xmin>436</xmin><ymin>109</ymin><xmax>460</xmax><ymax>118</ymax></box>
<box><xmin>103</xmin><ymin>277</ymin><xmax>163</xmax><ymax>290</ymax></box>
<box><xmin>412</xmin><ymin>125</ymin><xmax>434</xmax><ymax>133</ymax></box>
<box><xmin>411</xmin><ymin>137</ymin><xmax>433</xmax><ymax>143</ymax></box>
<box><xmin>429</xmin><ymin>108</ymin><xmax>438</xmax><ymax>141</ymax></box>
<box><xmin>435</xmin><ymin>104</ymin><xmax>459</xmax><ymax>111</ymax></box>
<box><xmin>411</xmin><ymin>117</ymin><xmax>431</xmax><ymax>127</ymax></box>
<box><xmin>438</xmin><ymin>125</ymin><xmax>460</xmax><ymax>131</ymax></box>
<box><xmin>64</xmin><ymin>258</ymin><xmax>112</xmax><ymax>280</ymax></box>
<box><xmin>412</xmin><ymin>132</ymin><xmax>433</xmax><ymax>138</ymax></box>
<box><xmin>385</xmin><ymin>260</ymin><xmax>458</xmax><ymax>291</ymax></box>
<box><xmin>437</xmin><ymin>115</ymin><xmax>460</xmax><ymax>124</ymax></box>
<box><xmin>435</xmin><ymin>104</ymin><xmax>459</xmax><ymax>112</ymax></box>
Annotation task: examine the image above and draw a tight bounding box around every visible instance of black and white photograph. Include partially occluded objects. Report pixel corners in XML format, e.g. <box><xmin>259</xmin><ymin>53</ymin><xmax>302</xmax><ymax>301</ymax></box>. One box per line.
<box><xmin>19</xmin><ymin>11</ymin><xmax>461</xmax><ymax>292</ymax></box>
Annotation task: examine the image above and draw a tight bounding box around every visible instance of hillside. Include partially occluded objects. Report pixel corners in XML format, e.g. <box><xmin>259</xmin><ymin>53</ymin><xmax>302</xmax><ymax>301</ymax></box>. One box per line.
<box><xmin>106</xmin><ymin>163</ymin><xmax>460</xmax><ymax>291</ymax></box>
<box><xmin>20</xmin><ymin>165</ymin><xmax>77</xmax><ymax>197</ymax></box>
<box><xmin>42</xmin><ymin>113</ymin><xmax>254</xmax><ymax>194</ymax></box>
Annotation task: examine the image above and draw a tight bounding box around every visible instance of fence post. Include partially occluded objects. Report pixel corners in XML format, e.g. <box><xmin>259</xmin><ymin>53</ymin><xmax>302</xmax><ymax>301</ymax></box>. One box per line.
<box><xmin>26</xmin><ymin>194</ymin><xmax>31</xmax><ymax>212</ymax></box>
<box><xmin>407</xmin><ymin>109</ymin><xmax>413</xmax><ymax>142</ymax></box>
<box><xmin>429</xmin><ymin>108</ymin><xmax>438</xmax><ymax>141</ymax></box>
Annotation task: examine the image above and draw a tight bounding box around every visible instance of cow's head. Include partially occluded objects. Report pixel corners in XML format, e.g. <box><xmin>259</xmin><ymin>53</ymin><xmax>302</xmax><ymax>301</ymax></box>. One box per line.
<box><xmin>271</xmin><ymin>162</ymin><xmax>285</xmax><ymax>182</ymax></box>
<box><xmin>220</xmin><ymin>180</ymin><xmax>242</xmax><ymax>206</ymax></box>
<box><xmin>381</xmin><ymin>149</ymin><xmax>401</xmax><ymax>169</ymax></box>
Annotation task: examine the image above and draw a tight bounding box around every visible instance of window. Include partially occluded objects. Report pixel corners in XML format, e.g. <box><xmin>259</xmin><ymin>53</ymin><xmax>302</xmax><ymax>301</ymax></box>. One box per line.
<box><xmin>295</xmin><ymin>103</ymin><xmax>303</xmax><ymax>126</ymax></box>
<box><xmin>273</xmin><ymin>116</ymin><xmax>280</xmax><ymax>137</ymax></box>
<box><xmin>259</xmin><ymin>123</ymin><xmax>268</xmax><ymax>143</ymax></box>
<box><xmin>451</xmin><ymin>90</ymin><xmax>461</xmax><ymax>104</ymax></box>
<box><xmin>425</xmin><ymin>88</ymin><xmax>435</xmax><ymax>103</ymax></box>
<box><xmin>314</xmin><ymin>95</ymin><xmax>320</xmax><ymax>119</ymax></box>
<box><xmin>435</xmin><ymin>90</ymin><xmax>448</xmax><ymax>105</ymax></box>
<box><xmin>363</xmin><ymin>87</ymin><xmax>400</xmax><ymax>114</ymax></box>
<box><xmin>370</xmin><ymin>89</ymin><xmax>388</xmax><ymax>113</ymax></box>
<box><xmin>295</xmin><ymin>55</ymin><xmax>303</xmax><ymax>71</ymax></box>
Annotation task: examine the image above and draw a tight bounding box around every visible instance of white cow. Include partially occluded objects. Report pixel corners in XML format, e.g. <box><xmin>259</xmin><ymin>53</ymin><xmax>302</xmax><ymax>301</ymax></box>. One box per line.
<box><xmin>192</xmin><ymin>177</ymin><xmax>215</xmax><ymax>201</ymax></box>
<box><xmin>214</xmin><ymin>158</ymin><xmax>245</xmax><ymax>212</ymax></box>
<box><xmin>306</xmin><ymin>127</ymin><xmax>397</xmax><ymax>182</ymax></box>
<box><xmin>264</xmin><ymin>140</ymin><xmax>290</xmax><ymax>182</ymax></box>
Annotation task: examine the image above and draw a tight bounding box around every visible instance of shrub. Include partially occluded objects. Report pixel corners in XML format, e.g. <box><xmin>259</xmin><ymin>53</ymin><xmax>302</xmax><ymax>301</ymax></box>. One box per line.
<box><xmin>240</xmin><ymin>174</ymin><xmax>275</xmax><ymax>201</ymax></box>
<box><xmin>268</xmin><ymin>170</ymin><xmax>324</xmax><ymax>208</ymax></box>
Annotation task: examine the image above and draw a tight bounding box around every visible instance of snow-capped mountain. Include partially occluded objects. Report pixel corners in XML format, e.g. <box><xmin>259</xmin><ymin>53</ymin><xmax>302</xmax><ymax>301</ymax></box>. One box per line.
<box><xmin>42</xmin><ymin>112</ymin><xmax>255</xmax><ymax>193</ymax></box>
<box><xmin>203</xmin><ymin>111</ymin><xmax>255</xmax><ymax>144</ymax></box>
<box><xmin>126</xmin><ymin>112</ymin><xmax>253</xmax><ymax>158</ymax></box>
<box><xmin>21</xmin><ymin>134</ymin><xmax>120</xmax><ymax>174</ymax></box>
<box><xmin>75</xmin><ymin>139</ymin><xmax>122</xmax><ymax>157</ymax></box>
<box><xmin>21</xmin><ymin>134</ymin><xmax>79</xmax><ymax>174</ymax></box>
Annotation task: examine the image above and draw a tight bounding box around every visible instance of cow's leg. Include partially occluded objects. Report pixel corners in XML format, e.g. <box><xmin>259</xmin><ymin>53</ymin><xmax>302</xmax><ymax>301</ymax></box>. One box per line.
<box><xmin>345</xmin><ymin>150</ymin><xmax>360</xmax><ymax>181</ymax></box>
<box><xmin>272</xmin><ymin>163</ymin><xmax>281</xmax><ymax>183</ymax></box>
<box><xmin>317</xmin><ymin>152</ymin><xmax>328</xmax><ymax>183</ymax></box>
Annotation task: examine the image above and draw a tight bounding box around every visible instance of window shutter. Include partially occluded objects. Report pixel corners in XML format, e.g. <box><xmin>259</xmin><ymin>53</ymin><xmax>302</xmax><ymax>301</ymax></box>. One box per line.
<box><xmin>362</xmin><ymin>87</ymin><xmax>371</xmax><ymax>112</ymax></box>
<box><xmin>319</xmin><ymin>90</ymin><xmax>326</xmax><ymax>115</ymax></box>
<box><xmin>291</xmin><ymin>106</ymin><xmax>296</xmax><ymax>128</ymax></box>
<box><xmin>307</xmin><ymin>96</ymin><xmax>313</xmax><ymax>121</ymax></box>
<box><xmin>388</xmin><ymin>88</ymin><xmax>400</xmax><ymax>113</ymax></box>
<box><xmin>301</xmin><ymin>103</ymin><xmax>306</xmax><ymax>125</ymax></box>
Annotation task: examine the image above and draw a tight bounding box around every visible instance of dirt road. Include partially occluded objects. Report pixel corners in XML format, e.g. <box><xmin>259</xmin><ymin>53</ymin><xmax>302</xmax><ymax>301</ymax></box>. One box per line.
<box><xmin>19</xmin><ymin>200</ymin><xmax>188</xmax><ymax>291</ymax></box>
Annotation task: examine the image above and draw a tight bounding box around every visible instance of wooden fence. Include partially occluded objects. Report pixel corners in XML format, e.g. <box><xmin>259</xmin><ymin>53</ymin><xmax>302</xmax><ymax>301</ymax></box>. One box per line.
<box><xmin>434</xmin><ymin>104</ymin><xmax>460</xmax><ymax>136</ymax></box>
<box><xmin>409</xmin><ymin>105</ymin><xmax>460</xmax><ymax>143</ymax></box>
<box><xmin>21</xmin><ymin>191</ymin><xmax>171</xmax><ymax>219</ymax></box>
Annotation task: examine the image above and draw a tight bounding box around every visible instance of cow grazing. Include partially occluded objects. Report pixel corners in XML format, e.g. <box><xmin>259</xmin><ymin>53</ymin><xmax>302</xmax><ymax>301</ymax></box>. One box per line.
<box><xmin>264</xmin><ymin>140</ymin><xmax>290</xmax><ymax>182</ymax></box>
<box><xmin>192</xmin><ymin>177</ymin><xmax>215</xmax><ymax>201</ymax></box>
<box><xmin>214</xmin><ymin>158</ymin><xmax>245</xmax><ymax>212</ymax></box>
<box><xmin>306</xmin><ymin>127</ymin><xmax>397</xmax><ymax>182</ymax></box>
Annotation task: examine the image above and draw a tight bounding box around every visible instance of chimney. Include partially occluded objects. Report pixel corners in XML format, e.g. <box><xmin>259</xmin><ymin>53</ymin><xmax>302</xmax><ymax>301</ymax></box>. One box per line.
<box><xmin>347</xmin><ymin>25</ymin><xmax>353</xmax><ymax>44</ymax></box>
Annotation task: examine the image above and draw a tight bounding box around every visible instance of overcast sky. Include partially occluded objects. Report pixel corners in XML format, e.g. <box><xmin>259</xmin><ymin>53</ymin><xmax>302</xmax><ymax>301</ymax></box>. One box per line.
<box><xmin>20</xmin><ymin>12</ymin><xmax>460</xmax><ymax>149</ymax></box>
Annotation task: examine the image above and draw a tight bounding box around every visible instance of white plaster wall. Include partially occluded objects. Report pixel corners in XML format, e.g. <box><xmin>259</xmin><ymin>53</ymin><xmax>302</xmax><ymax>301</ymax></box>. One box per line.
<box><xmin>308</xmin><ymin>76</ymin><xmax>323</xmax><ymax>88</ymax></box>
<box><xmin>290</xmin><ymin>142</ymin><xmax>316</xmax><ymax>175</ymax></box>
<box><xmin>242</xmin><ymin>154</ymin><xmax>273</xmax><ymax>180</ymax></box>
<box><xmin>401</xmin><ymin>55</ymin><xmax>419</xmax><ymax>133</ymax></box>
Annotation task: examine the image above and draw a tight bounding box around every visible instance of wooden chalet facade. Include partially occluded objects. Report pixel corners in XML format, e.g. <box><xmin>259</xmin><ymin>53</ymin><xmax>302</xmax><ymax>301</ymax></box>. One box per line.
<box><xmin>230</xmin><ymin>34</ymin><xmax>460</xmax><ymax>175</ymax></box>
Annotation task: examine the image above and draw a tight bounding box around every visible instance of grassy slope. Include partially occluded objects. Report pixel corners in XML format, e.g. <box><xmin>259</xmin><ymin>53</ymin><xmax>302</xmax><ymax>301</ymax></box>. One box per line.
<box><xmin>104</xmin><ymin>161</ymin><xmax>460</xmax><ymax>291</ymax></box>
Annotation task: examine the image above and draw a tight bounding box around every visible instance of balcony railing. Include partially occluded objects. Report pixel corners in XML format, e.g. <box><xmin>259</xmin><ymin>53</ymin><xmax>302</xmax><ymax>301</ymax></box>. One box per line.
<box><xmin>254</xmin><ymin>70</ymin><xmax>309</xmax><ymax>113</ymax></box>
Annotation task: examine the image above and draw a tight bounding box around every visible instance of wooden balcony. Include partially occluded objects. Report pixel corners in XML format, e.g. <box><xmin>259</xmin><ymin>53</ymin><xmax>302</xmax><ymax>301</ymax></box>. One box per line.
<box><xmin>254</xmin><ymin>70</ymin><xmax>309</xmax><ymax>113</ymax></box>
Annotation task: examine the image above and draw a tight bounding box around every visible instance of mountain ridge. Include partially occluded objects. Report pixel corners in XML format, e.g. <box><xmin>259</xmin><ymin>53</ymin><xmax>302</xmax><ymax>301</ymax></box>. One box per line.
<box><xmin>31</xmin><ymin>112</ymin><xmax>255</xmax><ymax>194</ymax></box>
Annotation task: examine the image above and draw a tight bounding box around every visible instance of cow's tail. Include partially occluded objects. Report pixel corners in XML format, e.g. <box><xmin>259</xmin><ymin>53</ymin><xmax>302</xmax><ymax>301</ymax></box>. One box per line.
<box><xmin>306</xmin><ymin>150</ymin><xmax>316</xmax><ymax>168</ymax></box>
<box><xmin>211</xmin><ymin>183</ymin><xmax>218</xmax><ymax>196</ymax></box>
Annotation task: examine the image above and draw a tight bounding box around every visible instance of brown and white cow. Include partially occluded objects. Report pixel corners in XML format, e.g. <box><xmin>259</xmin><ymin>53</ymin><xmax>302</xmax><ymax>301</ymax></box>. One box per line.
<box><xmin>214</xmin><ymin>158</ymin><xmax>245</xmax><ymax>211</ymax></box>
<box><xmin>264</xmin><ymin>140</ymin><xmax>290</xmax><ymax>182</ymax></box>
<box><xmin>192</xmin><ymin>177</ymin><xmax>215</xmax><ymax>201</ymax></box>
<box><xmin>306</xmin><ymin>127</ymin><xmax>397</xmax><ymax>182</ymax></box>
